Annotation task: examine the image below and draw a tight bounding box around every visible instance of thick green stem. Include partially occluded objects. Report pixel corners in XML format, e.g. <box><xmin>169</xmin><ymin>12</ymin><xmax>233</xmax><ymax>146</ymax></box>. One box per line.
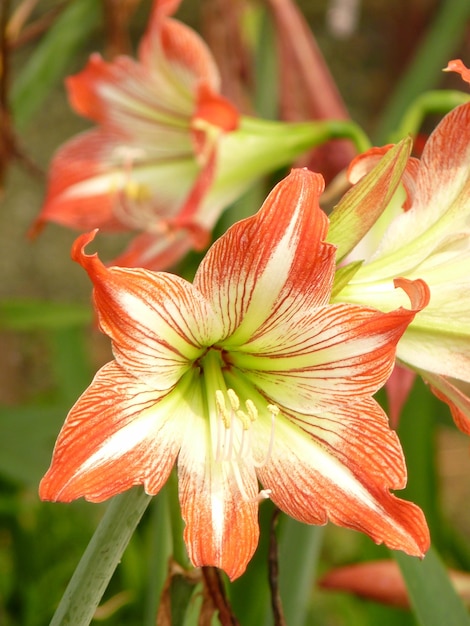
<box><xmin>50</xmin><ymin>488</ymin><xmax>152</xmax><ymax>626</ymax></box>
<box><xmin>241</xmin><ymin>115</ymin><xmax>371</xmax><ymax>155</ymax></box>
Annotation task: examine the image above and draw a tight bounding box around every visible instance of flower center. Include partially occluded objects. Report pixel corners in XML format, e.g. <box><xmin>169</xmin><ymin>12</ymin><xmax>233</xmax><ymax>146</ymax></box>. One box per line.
<box><xmin>213</xmin><ymin>388</ymin><xmax>278</xmax><ymax>467</ymax></box>
<box><xmin>109</xmin><ymin>147</ymin><xmax>168</xmax><ymax>233</ymax></box>
<box><xmin>199</xmin><ymin>348</ymin><xmax>277</xmax><ymax>500</ymax></box>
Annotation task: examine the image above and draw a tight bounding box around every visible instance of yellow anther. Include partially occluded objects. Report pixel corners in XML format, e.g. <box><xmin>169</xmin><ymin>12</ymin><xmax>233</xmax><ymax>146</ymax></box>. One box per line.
<box><xmin>125</xmin><ymin>180</ymin><xmax>151</xmax><ymax>202</ymax></box>
<box><xmin>227</xmin><ymin>388</ymin><xmax>240</xmax><ymax>412</ymax></box>
<box><xmin>236</xmin><ymin>410</ymin><xmax>251</xmax><ymax>430</ymax></box>
<box><xmin>245</xmin><ymin>399</ymin><xmax>258</xmax><ymax>422</ymax></box>
<box><xmin>267</xmin><ymin>404</ymin><xmax>279</xmax><ymax>417</ymax></box>
<box><xmin>215</xmin><ymin>389</ymin><xmax>231</xmax><ymax>428</ymax></box>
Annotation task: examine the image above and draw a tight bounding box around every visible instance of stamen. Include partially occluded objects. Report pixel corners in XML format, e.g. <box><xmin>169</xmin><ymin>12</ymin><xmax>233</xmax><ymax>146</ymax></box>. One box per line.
<box><xmin>224</xmin><ymin>414</ymin><xmax>234</xmax><ymax>461</ymax></box>
<box><xmin>235</xmin><ymin>409</ymin><xmax>251</xmax><ymax>430</ymax></box>
<box><xmin>227</xmin><ymin>388</ymin><xmax>240</xmax><ymax>411</ymax></box>
<box><xmin>110</xmin><ymin>146</ymin><xmax>165</xmax><ymax>232</ymax></box>
<box><xmin>238</xmin><ymin>426</ymin><xmax>247</xmax><ymax>459</ymax></box>
<box><xmin>245</xmin><ymin>399</ymin><xmax>258</xmax><ymax>422</ymax></box>
<box><xmin>215</xmin><ymin>390</ymin><xmax>231</xmax><ymax>428</ymax></box>
<box><xmin>213</xmin><ymin>390</ymin><xmax>279</xmax><ymax>475</ymax></box>
<box><xmin>231</xmin><ymin>463</ymin><xmax>272</xmax><ymax>504</ymax></box>
<box><xmin>252</xmin><ymin>404</ymin><xmax>279</xmax><ymax>468</ymax></box>
<box><xmin>214</xmin><ymin>390</ymin><xmax>227</xmax><ymax>461</ymax></box>
<box><xmin>231</xmin><ymin>462</ymin><xmax>252</xmax><ymax>502</ymax></box>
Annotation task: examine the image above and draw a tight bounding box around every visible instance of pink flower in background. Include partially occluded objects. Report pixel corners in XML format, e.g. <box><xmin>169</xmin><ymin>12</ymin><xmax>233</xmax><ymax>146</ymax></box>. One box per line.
<box><xmin>31</xmin><ymin>0</ymin><xmax>239</xmax><ymax>270</ymax></box>
<box><xmin>40</xmin><ymin>169</ymin><xmax>429</xmax><ymax>580</ymax></box>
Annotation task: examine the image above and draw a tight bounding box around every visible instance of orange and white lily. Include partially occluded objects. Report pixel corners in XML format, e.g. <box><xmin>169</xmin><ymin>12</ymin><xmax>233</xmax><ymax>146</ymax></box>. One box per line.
<box><xmin>31</xmin><ymin>0</ymin><xmax>238</xmax><ymax>269</ymax></box>
<box><xmin>334</xmin><ymin>65</ymin><xmax>470</xmax><ymax>433</ymax></box>
<box><xmin>31</xmin><ymin>0</ymin><xmax>337</xmax><ymax>270</ymax></box>
<box><xmin>39</xmin><ymin>169</ymin><xmax>430</xmax><ymax>580</ymax></box>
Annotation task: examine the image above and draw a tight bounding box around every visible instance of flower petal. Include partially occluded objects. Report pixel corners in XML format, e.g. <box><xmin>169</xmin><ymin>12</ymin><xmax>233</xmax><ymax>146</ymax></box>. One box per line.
<box><xmin>253</xmin><ymin>411</ymin><xmax>429</xmax><ymax>556</ymax></box>
<box><xmin>417</xmin><ymin>370</ymin><xmax>470</xmax><ymax>436</ymax></box>
<box><xmin>31</xmin><ymin>127</ymin><xmax>198</xmax><ymax>235</ymax></box>
<box><xmin>232</xmin><ymin>280</ymin><xmax>428</xmax><ymax>414</ymax></box>
<box><xmin>346</xmin><ymin>143</ymin><xmax>419</xmax><ymax>211</ymax></box>
<box><xmin>139</xmin><ymin>0</ymin><xmax>221</xmax><ymax>95</ymax></box>
<box><xmin>385</xmin><ymin>363</ymin><xmax>416</xmax><ymax>428</ymax></box>
<box><xmin>178</xmin><ymin>403</ymin><xmax>260</xmax><ymax>580</ymax></box>
<box><xmin>39</xmin><ymin>362</ymin><xmax>188</xmax><ymax>502</ymax></box>
<box><xmin>328</xmin><ymin>138</ymin><xmax>414</xmax><ymax>262</ymax></box>
<box><xmin>72</xmin><ymin>230</ymin><xmax>222</xmax><ymax>388</ymax></box>
<box><xmin>319</xmin><ymin>560</ymin><xmax>410</xmax><ymax>608</ymax></box>
<box><xmin>112</xmin><ymin>229</ymin><xmax>196</xmax><ymax>271</ymax></box>
<box><xmin>367</xmin><ymin>103</ymin><xmax>470</xmax><ymax>272</ymax></box>
<box><xmin>194</xmin><ymin>168</ymin><xmax>336</xmax><ymax>343</ymax></box>
<box><xmin>67</xmin><ymin>53</ymin><xmax>193</xmax><ymax>134</ymax></box>
<box><xmin>320</xmin><ymin>559</ymin><xmax>470</xmax><ymax>609</ymax></box>
<box><xmin>444</xmin><ymin>59</ymin><xmax>470</xmax><ymax>85</ymax></box>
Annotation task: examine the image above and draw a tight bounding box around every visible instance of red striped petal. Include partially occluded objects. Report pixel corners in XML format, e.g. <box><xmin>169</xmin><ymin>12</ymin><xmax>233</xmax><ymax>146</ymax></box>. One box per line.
<box><xmin>347</xmin><ymin>144</ymin><xmax>419</xmax><ymax>211</ymax></box>
<box><xmin>72</xmin><ymin>230</ymin><xmax>221</xmax><ymax>388</ymax></box>
<box><xmin>233</xmin><ymin>281</ymin><xmax>428</xmax><ymax>414</ymax></box>
<box><xmin>39</xmin><ymin>362</ymin><xmax>185</xmax><ymax>502</ymax></box>
<box><xmin>140</xmin><ymin>1</ymin><xmax>221</xmax><ymax>93</ymax></box>
<box><xmin>253</xmin><ymin>413</ymin><xmax>429</xmax><ymax>556</ymax></box>
<box><xmin>178</xmin><ymin>415</ymin><xmax>260</xmax><ymax>580</ymax></box>
<box><xmin>194</xmin><ymin>168</ymin><xmax>336</xmax><ymax>343</ymax></box>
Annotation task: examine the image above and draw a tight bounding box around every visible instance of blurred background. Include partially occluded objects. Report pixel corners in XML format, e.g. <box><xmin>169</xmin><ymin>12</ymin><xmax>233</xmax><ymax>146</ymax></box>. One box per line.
<box><xmin>1</xmin><ymin>1</ymin><xmax>470</xmax><ymax>624</ymax></box>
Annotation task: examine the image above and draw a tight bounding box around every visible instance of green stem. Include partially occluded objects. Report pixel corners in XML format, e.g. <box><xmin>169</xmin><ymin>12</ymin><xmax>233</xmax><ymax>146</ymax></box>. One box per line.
<box><xmin>389</xmin><ymin>90</ymin><xmax>470</xmax><ymax>143</ymax></box>
<box><xmin>50</xmin><ymin>488</ymin><xmax>152</xmax><ymax>626</ymax></box>
<box><xmin>241</xmin><ymin>115</ymin><xmax>371</xmax><ymax>155</ymax></box>
<box><xmin>375</xmin><ymin>0</ymin><xmax>470</xmax><ymax>143</ymax></box>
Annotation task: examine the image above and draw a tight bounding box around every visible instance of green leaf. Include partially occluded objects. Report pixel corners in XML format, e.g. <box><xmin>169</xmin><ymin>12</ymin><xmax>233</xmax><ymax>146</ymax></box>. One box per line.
<box><xmin>327</xmin><ymin>137</ymin><xmax>412</xmax><ymax>262</ymax></box>
<box><xmin>396</xmin><ymin>377</ymin><xmax>443</xmax><ymax>545</ymax></box>
<box><xmin>229</xmin><ymin>499</ymin><xmax>274</xmax><ymax>625</ymax></box>
<box><xmin>11</xmin><ymin>0</ymin><xmax>101</xmax><ymax>129</ymax></box>
<box><xmin>142</xmin><ymin>491</ymin><xmax>173</xmax><ymax>626</ymax></box>
<box><xmin>395</xmin><ymin>547</ymin><xmax>470</xmax><ymax>626</ymax></box>
<box><xmin>49</xmin><ymin>488</ymin><xmax>152</xmax><ymax>626</ymax></box>
<box><xmin>278</xmin><ymin>520</ymin><xmax>324</xmax><ymax>626</ymax></box>
<box><xmin>0</xmin><ymin>299</ymin><xmax>92</xmax><ymax>331</ymax></box>
<box><xmin>0</xmin><ymin>404</ymin><xmax>67</xmax><ymax>486</ymax></box>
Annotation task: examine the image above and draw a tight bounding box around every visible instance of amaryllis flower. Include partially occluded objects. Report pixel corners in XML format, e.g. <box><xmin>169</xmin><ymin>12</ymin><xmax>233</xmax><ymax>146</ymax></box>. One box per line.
<box><xmin>31</xmin><ymin>0</ymin><xmax>240</xmax><ymax>269</ymax></box>
<box><xmin>334</xmin><ymin>65</ymin><xmax>470</xmax><ymax>433</ymax></box>
<box><xmin>31</xmin><ymin>0</ymin><xmax>334</xmax><ymax>271</ymax></box>
<box><xmin>39</xmin><ymin>169</ymin><xmax>430</xmax><ymax>580</ymax></box>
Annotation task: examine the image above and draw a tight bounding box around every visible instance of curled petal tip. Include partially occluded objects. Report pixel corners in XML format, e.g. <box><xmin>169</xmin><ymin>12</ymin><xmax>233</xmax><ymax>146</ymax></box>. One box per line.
<box><xmin>71</xmin><ymin>229</ymin><xmax>100</xmax><ymax>264</ymax></box>
<box><xmin>393</xmin><ymin>277</ymin><xmax>430</xmax><ymax>311</ymax></box>
<box><xmin>443</xmin><ymin>59</ymin><xmax>470</xmax><ymax>85</ymax></box>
